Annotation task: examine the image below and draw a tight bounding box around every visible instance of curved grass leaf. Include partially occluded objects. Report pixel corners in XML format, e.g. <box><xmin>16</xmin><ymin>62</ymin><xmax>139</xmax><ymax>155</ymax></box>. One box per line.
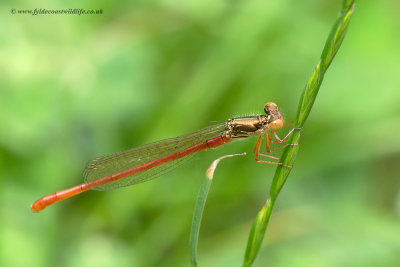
<box><xmin>190</xmin><ymin>153</ymin><xmax>246</xmax><ymax>267</ymax></box>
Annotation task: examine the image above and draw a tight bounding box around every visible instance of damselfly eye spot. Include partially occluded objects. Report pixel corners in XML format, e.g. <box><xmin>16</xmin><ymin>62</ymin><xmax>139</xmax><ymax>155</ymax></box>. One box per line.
<box><xmin>270</xmin><ymin>119</ymin><xmax>283</xmax><ymax>131</ymax></box>
<box><xmin>264</xmin><ymin>102</ymin><xmax>278</xmax><ymax>115</ymax></box>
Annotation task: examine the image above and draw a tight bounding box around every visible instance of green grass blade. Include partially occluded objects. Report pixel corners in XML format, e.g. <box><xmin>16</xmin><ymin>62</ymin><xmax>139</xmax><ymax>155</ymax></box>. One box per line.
<box><xmin>190</xmin><ymin>153</ymin><xmax>246</xmax><ymax>267</ymax></box>
<box><xmin>298</xmin><ymin>2</ymin><xmax>355</xmax><ymax>127</ymax></box>
<box><xmin>243</xmin><ymin>1</ymin><xmax>355</xmax><ymax>266</ymax></box>
<box><xmin>243</xmin><ymin>199</ymin><xmax>274</xmax><ymax>267</ymax></box>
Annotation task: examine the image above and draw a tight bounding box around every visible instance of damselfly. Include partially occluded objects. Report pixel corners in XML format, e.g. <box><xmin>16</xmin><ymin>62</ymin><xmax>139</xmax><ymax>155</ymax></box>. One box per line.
<box><xmin>31</xmin><ymin>102</ymin><xmax>298</xmax><ymax>212</ymax></box>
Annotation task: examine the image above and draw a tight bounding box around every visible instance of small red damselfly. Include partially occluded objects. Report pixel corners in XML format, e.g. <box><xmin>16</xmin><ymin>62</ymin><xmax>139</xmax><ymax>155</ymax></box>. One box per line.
<box><xmin>31</xmin><ymin>102</ymin><xmax>299</xmax><ymax>212</ymax></box>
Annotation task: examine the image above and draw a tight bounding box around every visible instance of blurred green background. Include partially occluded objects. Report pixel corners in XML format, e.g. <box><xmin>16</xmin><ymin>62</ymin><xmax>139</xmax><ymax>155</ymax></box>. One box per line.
<box><xmin>1</xmin><ymin>0</ymin><xmax>400</xmax><ymax>266</ymax></box>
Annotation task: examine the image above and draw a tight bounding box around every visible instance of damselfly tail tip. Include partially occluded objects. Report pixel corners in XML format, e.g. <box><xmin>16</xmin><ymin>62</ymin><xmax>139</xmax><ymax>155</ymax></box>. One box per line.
<box><xmin>31</xmin><ymin>196</ymin><xmax>52</xmax><ymax>213</ymax></box>
<box><xmin>31</xmin><ymin>201</ymin><xmax>42</xmax><ymax>213</ymax></box>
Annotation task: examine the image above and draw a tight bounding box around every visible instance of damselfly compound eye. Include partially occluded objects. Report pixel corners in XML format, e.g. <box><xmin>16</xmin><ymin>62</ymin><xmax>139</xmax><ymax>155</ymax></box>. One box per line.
<box><xmin>269</xmin><ymin>119</ymin><xmax>283</xmax><ymax>131</ymax></box>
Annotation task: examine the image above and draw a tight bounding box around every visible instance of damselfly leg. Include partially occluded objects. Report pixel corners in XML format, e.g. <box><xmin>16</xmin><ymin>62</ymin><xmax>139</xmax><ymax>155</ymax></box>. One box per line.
<box><xmin>253</xmin><ymin>126</ymin><xmax>302</xmax><ymax>168</ymax></box>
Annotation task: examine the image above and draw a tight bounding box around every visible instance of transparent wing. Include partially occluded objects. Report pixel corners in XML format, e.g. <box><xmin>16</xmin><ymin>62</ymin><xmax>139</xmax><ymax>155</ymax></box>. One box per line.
<box><xmin>84</xmin><ymin>123</ymin><xmax>227</xmax><ymax>191</ymax></box>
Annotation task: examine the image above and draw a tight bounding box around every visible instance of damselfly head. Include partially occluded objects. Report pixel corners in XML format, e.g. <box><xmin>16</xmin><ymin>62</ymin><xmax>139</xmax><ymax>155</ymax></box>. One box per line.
<box><xmin>264</xmin><ymin>102</ymin><xmax>284</xmax><ymax>131</ymax></box>
<box><xmin>264</xmin><ymin>102</ymin><xmax>278</xmax><ymax>115</ymax></box>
